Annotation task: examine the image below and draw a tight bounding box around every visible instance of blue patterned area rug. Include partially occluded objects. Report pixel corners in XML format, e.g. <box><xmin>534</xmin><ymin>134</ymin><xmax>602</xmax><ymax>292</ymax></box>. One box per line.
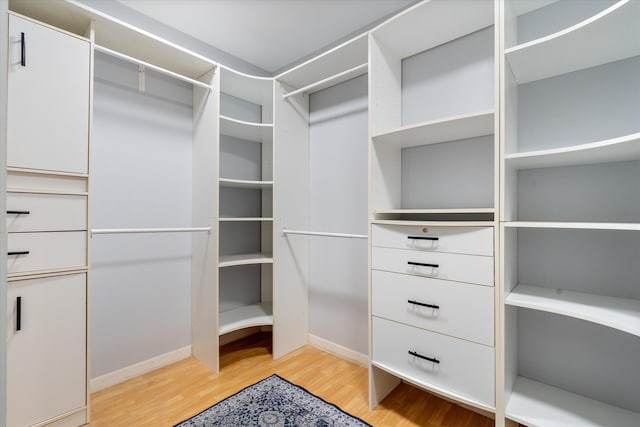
<box><xmin>174</xmin><ymin>374</ymin><xmax>372</xmax><ymax>426</ymax></box>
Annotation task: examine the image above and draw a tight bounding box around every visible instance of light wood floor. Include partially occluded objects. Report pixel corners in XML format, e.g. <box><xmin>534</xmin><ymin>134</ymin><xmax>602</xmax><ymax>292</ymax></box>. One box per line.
<box><xmin>89</xmin><ymin>332</ymin><xmax>494</xmax><ymax>426</ymax></box>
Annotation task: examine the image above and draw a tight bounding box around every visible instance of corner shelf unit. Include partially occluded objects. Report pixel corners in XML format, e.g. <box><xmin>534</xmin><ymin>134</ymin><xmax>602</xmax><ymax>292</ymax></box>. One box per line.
<box><xmin>501</xmin><ymin>1</ymin><xmax>640</xmax><ymax>426</ymax></box>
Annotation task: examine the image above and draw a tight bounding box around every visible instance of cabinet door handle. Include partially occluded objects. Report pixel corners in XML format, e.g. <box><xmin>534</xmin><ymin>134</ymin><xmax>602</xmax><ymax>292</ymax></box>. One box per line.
<box><xmin>408</xmin><ymin>261</ymin><xmax>439</xmax><ymax>268</ymax></box>
<box><xmin>8</xmin><ymin>251</ymin><xmax>30</xmax><ymax>256</ymax></box>
<box><xmin>16</xmin><ymin>297</ymin><xmax>22</xmax><ymax>331</ymax></box>
<box><xmin>408</xmin><ymin>350</ymin><xmax>439</xmax><ymax>364</ymax></box>
<box><xmin>407</xmin><ymin>236</ymin><xmax>439</xmax><ymax>241</ymax></box>
<box><xmin>20</xmin><ymin>32</ymin><xmax>26</xmax><ymax>67</ymax></box>
<box><xmin>7</xmin><ymin>210</ymin><xmax>30</xmax><ymax>215</ymax></box>
<box><xmin>408</xmin><ymin>300</ymin><xmax>439</xmax><ymax>310</ymax></box>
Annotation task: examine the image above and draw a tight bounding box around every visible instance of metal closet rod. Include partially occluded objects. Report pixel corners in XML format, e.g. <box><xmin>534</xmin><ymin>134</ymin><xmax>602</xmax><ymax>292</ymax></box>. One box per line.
<box><xmin>281</xmin><ymin>228</ymin><xmax>367</xmax><ymax>239</ymax></box>
<box><xmin>282</xmin><ymin>63</ymin><xmax>368</xmax><ymax>100</ymax></box>
<box><xmin>94</xmin><ymin>44</ymin><xmax>213</xmax><ymax>90</ymax></box>
<box><xmin>91</xmin><ymin>226</ymin><xmax>211</xmax><ymax>236</ymax></box>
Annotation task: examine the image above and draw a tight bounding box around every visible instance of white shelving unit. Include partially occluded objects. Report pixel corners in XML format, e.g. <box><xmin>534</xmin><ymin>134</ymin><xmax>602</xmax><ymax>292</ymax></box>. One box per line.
<box><xmin>501</xmin><ymin>1</ymin><xmax>640</xmax><ymax>425</ymax></box>
<box><xmin>219</xmin><ymin>303</ymin><xmax>273</xmax><ymax>335</ymax></box>
<box><xmin>219</xmin><ymin>253</ymin><xmax>273</xmax><ymax>268</ymax></box>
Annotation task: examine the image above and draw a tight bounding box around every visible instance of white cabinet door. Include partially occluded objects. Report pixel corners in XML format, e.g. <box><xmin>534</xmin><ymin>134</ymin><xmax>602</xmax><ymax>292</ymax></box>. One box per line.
<box><xmin>7</xmin><ymin>273</ymin><xmax>87</xmax><ymax>427</ymax></box>
<box><xmin>7</xmin><ymin>14</ymin><xmax>90</xmax><ymax>174</ymax></box>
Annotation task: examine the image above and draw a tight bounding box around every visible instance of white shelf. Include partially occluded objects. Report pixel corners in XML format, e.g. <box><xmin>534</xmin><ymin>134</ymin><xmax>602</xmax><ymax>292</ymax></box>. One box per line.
<box><xmin>276</xmin><ymin>33</ymin><xmax>368</xmax><ymax>94</ymax></box>
<box><xmin>507</xmin><ymin>376</ymin><xmax>640</xmax><ymax>427</ymax></box>
<box><xmin>376</xmin><ymin>208</ymin><xmax>495</xmax><ymax>215</ymax></box>
<box><xmin>504</xmin><ymin>222</ymin><xmax>640</xmax><ymax>231</ymax></box>
<box><xmin>506</xmin><ymin>0</ymin><xmax>640</xmax><ymax>83</ymax></box>
<box><xmin>372</xmin><ymin>110</ymin><xmax>494</xmax><ymax>149</ymax></box>
<box><xmin>220</xmin><ymin>66</ymin><xmax>272</xmax><ymax>106</ymax></box>
<box><xmin>505</xmin><ymin>133</ymin><xmax>640</xmax><ymax>170</ymax></box>
<box><xmin>219</xmin><ymin>253</ymin><xmax>273</xmax><ymax>268</ymax></box>
<box><xmin>219</xmin><ymin>303</ymin><xmax>273</xmax><ymax>336</ymax></box>
<box><xmin>506</xmin><ymin>284</ymin><xmax>640</xmax><ymax>336</ymax></box>
<box><xmin>219</xmin><ymin>217</ymin><xmax>273</xmax><ymax>222</ymax></box>
<box><xmin>372</xmin><ymin>0</ymin><xmax>494</xmax><ymax>59</ymax></box>
<box><xmin>219</xmin><ymin>178</ymin><xmax>273</xmax><ymax>189</ymax></box>
<box><xmin>219</xmin><ymin>115</ymin><xmax>273</xmax><ymax>143</ymax></box>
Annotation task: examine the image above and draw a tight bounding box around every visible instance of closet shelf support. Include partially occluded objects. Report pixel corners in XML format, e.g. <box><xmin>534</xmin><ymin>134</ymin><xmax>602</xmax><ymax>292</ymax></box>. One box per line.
<box><xmin>281</xmin><ymin>228</ymin><xmax>367</xmax><ymax>239</ymax></box>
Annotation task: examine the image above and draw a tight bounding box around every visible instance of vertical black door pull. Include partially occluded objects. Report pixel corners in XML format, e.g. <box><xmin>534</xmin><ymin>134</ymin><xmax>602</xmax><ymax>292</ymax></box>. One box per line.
<box><xmin>16</xmin><ymin>297</ymin><xmax>22</xmax><ymax>331</ymax></box>
<box><xmin>20</xmin><ymin>32</ymin><xmax>26</xmax><ymax>67</ymax></box>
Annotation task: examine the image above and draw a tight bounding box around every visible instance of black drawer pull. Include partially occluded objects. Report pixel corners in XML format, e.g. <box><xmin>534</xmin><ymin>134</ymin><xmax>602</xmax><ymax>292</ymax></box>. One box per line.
<box><xmin>7</xmin><ymin>210</ymin><xmax>30</xmax><ymax>215</ymax></box>
<box><xmin>16</xmin><ymin>297</ymin><xmax>22</xmax><ymax>331</ymax></box>
<box><xmin>408</xmin><ymin>300</ymin><xmax>439</xmax><ymax>310</ymax></box>
<box><xmin>408</xmin><ymin>261</ymin><xmax>439</xmax><ymax>268</ymax></box>
<box><xmin>8</xmin><ymin>251</ymin><xmax>30</xmax><ymax>256</ymax></box>
<box><xmin>409</xmin><ymin>350</ymin><xmax>439</xmax><ymax>364</ymax></box>
<box><xmin>21</xmin><ymin>32</ymin><xmax>26</xmax><ymax>67</ymax></box>
<box><xmin>408</xmin><ymin>236</ymin><xmax>439</xmax><ymax>241</ymax></box>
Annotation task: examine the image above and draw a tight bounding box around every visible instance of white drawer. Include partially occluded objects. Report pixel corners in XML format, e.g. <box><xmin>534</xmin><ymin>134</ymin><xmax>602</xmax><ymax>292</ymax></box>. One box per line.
<box><xmin>372</xmin><ymin>270</ymin><xmax>494</xmax><ymax>346</ymax></box>
<box><xmin>7</xmin><ymin>193</ymin><xmax>87</xmax><ymax>232</ymax></box>
<box><xmin>372</xmin><ymin>224</ymin><xmax>493</xmax><ymax>256</ymax></box>
<box><xmin>372</xmin><ymin>316</ymin><xmax>495</xmax><ymax>408</ymax></box>
<box><xmin>371</xmin><ymin>247</ymin><xmax>493</xmax><ymax>286</ymax></box>
<box><xmin>7</xmin><ymin>232</ymin><xmax>87</xmax><ymax>275</ymax></box>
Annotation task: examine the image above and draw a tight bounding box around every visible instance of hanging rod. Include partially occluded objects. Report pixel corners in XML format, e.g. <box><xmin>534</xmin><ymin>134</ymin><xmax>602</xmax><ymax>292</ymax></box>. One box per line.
<box><xmin>91</xmin><ymin>226</ymin><xmax>211</xmax><ymax>236</ymax></box>
<box><xmin>282</xmin><ymin>63</ymin><xmax>368</xmax><ymax>100</ymax></box>
<box><xmin>281</xmin><ymin>228</ymin><xmax>367</xmax><ymax>239</ymax></box>
<box><xmin>94</xmin><ymin>45</ymin><xmax>213</xmax><ymax>90</ymax></box>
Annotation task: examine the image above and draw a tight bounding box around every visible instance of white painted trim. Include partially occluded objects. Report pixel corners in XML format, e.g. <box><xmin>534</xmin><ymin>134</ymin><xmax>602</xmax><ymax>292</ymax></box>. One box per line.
<box><xmin>89</xmin><ymin>346</ymin><xmax>191</xmax><ymax>393</ymax></box>
<box><xmin>308</xmin><ymin>334</ymin><xmax>368</xmax><ymax>368</ymax></box>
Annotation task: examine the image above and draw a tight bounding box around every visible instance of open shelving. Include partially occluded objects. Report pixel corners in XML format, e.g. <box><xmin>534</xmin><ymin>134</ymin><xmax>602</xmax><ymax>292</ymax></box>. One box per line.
<box><xmin>219</xmin><ymin>178</ymin><xmax>273</xmax><ymax>190</ymax></box>
<box><xmin>218</xmin><ymin>303</ymin><xmax>273</xmax><ymax>336</ymax></box>
<box><xmin>218</xmin><ymin>253</ymin><xmax>273</xmax><ymax>268</ymax></box>
<box><xmin>219</xmin><ymin>115</ymin><xmax>273</xmax><ymax>142</ymax></box>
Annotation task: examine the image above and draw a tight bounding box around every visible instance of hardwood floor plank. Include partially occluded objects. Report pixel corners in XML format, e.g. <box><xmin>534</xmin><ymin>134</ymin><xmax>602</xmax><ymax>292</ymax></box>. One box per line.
<box><xmin>89</xmin><ymin>332</ymin><xmax>494</xmax><ymax>426</ymax></box>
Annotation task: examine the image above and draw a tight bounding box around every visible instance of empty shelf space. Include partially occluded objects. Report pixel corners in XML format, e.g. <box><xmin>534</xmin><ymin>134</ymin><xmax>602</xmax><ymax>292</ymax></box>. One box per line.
<box><xmin>219</xmin><ymin>115</ymin><xmax>273</xmax><ymax>142</ymax></box>
<box><xmin>219</xmin><ymin>253</ymin><xmax>273</xmax><ymax>268</ymax></box>
<box><xmin>375</xmin><ymin>208</ymin><xmax>495</xmax><ymax>222</ymax></box>
<box><xmin>372</xmin><ymin>110</ymin><xmax>494</xmax><ymax>149</ymax></box>
<box><xmin>506</xmin><ymin>0</ymin><xmax>640</xmax><ymax>83</ymax></box>
<box><xmin>219</xmin><ymin>303</ymin><xmax>273</xmax><ymax>335</ymax></box>
<box><xmin>507</xmin><ymin>376</ymin><xmax>640</xmax><ymax>427</ymax></box>
<box><xmin>506</xmin><ymin>284</ymin><xmax>640</xmax><ymax>336</ymax></box>
<box><xmin>505</xmin><ymin>133</ymin><xmax>640</xmax><ymax>170</ymax></box>
<box><xmin>504</xmin><ymin>222</ymin><xmax>640</xmax><ymax>231</ymax></box>
<box><xmin>220</xmin><ymin>67</ymin><xmax>273</xmax><ymax>107</ymax></box>
<box><xmin>219</xmin><ymin>178</ymin><xmax>273</xmax><ymax>189</ymax></box>
<box><xmin>219</xmin><ymin>217</ymin><xmax>274</xmax><ymax>222</ymax></box>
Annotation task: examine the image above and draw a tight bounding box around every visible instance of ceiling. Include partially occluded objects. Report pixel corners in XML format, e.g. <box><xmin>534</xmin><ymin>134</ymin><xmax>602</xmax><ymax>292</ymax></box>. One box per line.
<box><xmin>116</xmin><ymin>0</ymin><xmax>414</xmax><ymax>74</ymax></box>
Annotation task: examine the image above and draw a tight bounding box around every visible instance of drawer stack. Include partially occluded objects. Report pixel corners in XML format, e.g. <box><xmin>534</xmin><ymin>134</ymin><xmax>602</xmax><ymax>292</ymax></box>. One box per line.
<box><xmin>370</xmin><ymin>224</ymin><xmax>495</xmax><ymax>409</ymax></box>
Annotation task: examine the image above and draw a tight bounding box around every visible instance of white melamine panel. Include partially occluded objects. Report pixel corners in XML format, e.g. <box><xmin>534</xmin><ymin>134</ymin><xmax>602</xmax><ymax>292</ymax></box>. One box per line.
<box><xmin>7</xmin><ymin>273</ymin><xmax>86</xmax><ymax>427</ymax></box>
<box><xmin>371</xmin><ymin>247</ymin><xmax>494</xmax><ymax>287</ymax></box>
<box><xmin>220</xmin><ymin>115</ymin><xmax>273</xmax><ymax>142</ymax></box>
<box><xmin>506</xmin><ymin>132</ymin><xmax>640</xmax><ymax>169</ymax></box>
<box><xmin>7</xmin><ymin>14</ymin><xmax>89</xmax><ymax>174</ymax></box>
<box><xmin>505</xmin><ymin>221</ymin><xmax>640</xmax><ymax>231</ymax></box>
<box><xmin>219</xmin><ymin>178</ymin><xmax>273</xmax><ymax>189</ymax></box>
<box><xmin>220</xmin><ymin>67</ymin><xmax>273</xmax><ymax>111</ymax></box>
<box><xmin>372</xmin><ymin>110</ymin><xmax>494</xmax><ymax>148</ymax></box>
<box><xmin>7</xmin><ymin>170</ymin><xmax>88</xmax><ymax>193</ymax></box>
<box><xmin>371</xmin><ymin>224</ymin><xmax>493</xmax><ymax>256</ymax></box>
<box><xmin>219</xmin><ymin>253</ymin><xmax>273</xmax><ymax>268</ymax></box>
<box><xmin>506</xmin><ymin>284</ymin><xmax>639</xmax><ymax>336</ymax></box>
<box><xmin>372</xmin><ymin>270</ymin><xmax>494</xmax><ymax>346</ymax></box>
<box><xmin>507</xmin><ymin>0</ymin><xmax>640</xmax><ymax>83</ymax></box>
<box><xmin>507</xmin><ymin>376</ymin><xmax>640</xmax><ymax>427</ymax></box>
<box><xmin>372</xmin><ymin>317</ymin><xmax>495</xmax><ymax>409</ymax></box>
<box><xmin>219</xmin><ymin>302</ymin><xmax>273</xmax><ymax>335</ymax></box>
<box><xmin>7</xmin><ymin>231</ymin><xmax>87</xmax><ymax>275</ymax></box>
<box><xmin>6</xmin><ymin>193</ymin><xmax>87</xmax><ymax>232</ymax></box>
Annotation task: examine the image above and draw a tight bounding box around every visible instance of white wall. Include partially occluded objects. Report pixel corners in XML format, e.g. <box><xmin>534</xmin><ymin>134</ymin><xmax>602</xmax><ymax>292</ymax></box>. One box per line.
<box><xmin>90</xmin><ymin>53</ymin><xmax>193</xmax><ymax>377</ymax></box>
<box><xmin>308</xmin><ymin>75</ymin><xmax>368</xmax><ymax>355</ymax></box>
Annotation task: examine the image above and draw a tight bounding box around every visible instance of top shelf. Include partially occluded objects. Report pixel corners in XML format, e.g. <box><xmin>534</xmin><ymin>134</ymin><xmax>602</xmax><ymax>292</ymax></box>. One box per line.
<box><xmin>371</xmin><ymin>0</ymin><xmax>494</xmax><ymax>59</ymax></box>
<box><xmin>276</xmin><ymin>33</ymin><xmax>368</xmax><ymax>95</ymax></box>
<box><xmin>220</xmin><ymin>66</ymin><xmax>273</xmax><ymax>107</ymax></box>
<box><xmin>506</xmin><ymin>0</ymin><xmax>640</xmax><ymax>83</ymax></box>
<box><xmin>372</xmin><ymin>110</ymin><xmax>494</xmax><ymax>149</ymax></box>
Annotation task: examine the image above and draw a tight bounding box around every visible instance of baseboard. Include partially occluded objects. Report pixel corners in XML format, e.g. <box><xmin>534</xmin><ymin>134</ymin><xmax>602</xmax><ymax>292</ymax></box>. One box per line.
<box><xmin>90</xmin><ymin>345</ymin><xmax>192</xmax><ymax>393</ymax></box>
<box><xmin>308</xmin><ymin>334</ymin><xmax>368</xmax><ymax>368</ymax></box>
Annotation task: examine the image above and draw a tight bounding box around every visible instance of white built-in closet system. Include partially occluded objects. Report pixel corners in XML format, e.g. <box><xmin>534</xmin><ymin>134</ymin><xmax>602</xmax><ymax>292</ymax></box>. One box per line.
<box><xmin>3</xmin><ymin>1</ymin><xmax>639</xmax><ymax>427</ymax></box>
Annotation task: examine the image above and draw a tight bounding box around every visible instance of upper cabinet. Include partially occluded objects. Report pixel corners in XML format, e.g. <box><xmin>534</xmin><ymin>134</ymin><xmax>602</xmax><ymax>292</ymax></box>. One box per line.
<box><xmin>369</xmin><ymin>0</ymin><xmax>498</xmax><ymax>220</ymax></box>
<box><xmin>7</xmin><ymin>13</ymin><xmax>90</xmax><ymax>174</ymax></box>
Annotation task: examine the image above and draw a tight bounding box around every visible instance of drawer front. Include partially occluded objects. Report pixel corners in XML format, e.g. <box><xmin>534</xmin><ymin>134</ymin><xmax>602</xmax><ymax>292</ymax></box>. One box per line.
<box><xmin>372</xmin><ymin>270</ymin><xmax>494</xmax><ymax>346</ymax></box>
<box><xmin>372</xmin><ymin>224</ymin><xmax>493</xmax><ymax>256</ymax></box>
<box><xmin>7</xmin><ymin>232</ymin><xmax>87</xmax><ymax>274</ymax></box>
<box><xmin>372</xmin><ymin>247</ymin><xmax>493</xmax><ymax>286</ymax></box>
<box><xmin>372</xmin><ymin>317</ymin><xmax>495</xmax><ymax>408</ymax></box>
<box><xmin>7</xmin><ymin>193</ymin><xmax>87</xmax><ymax>232</ymax></box>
